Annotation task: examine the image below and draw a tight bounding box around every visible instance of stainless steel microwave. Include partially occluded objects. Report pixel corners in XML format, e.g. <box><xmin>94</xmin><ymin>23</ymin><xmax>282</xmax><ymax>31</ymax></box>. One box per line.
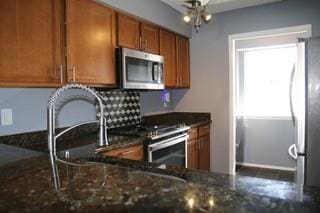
<box><xmin>116</xmin><ymin>48</ymin><xmax>164</xmax><ymax>90</ymax></box>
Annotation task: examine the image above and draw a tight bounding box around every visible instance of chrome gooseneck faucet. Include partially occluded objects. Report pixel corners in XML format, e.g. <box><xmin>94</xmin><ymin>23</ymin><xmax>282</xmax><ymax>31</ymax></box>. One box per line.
<box><xmin>47</xmin><ymin>83</ymin><xmax>108</xmax><ymax>155</ymax></box>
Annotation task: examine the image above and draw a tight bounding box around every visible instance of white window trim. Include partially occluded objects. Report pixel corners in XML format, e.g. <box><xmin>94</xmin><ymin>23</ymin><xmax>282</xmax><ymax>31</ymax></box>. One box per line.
<box><xmin>237</xmin><ymin>115</ymin><xmax>293</xmax><ymax>120</ymax></box>
<box><xmin>228</xmin><ymin>25</ymin><xmax>312</xmax><ymax>176</ymax></box>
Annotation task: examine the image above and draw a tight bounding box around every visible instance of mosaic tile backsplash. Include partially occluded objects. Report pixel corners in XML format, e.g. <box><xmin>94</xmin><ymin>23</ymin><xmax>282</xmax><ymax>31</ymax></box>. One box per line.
<box><xmin>97</xmin><ymin>91</ymin><xmax>141</xmax><ymax>128</ymax></box>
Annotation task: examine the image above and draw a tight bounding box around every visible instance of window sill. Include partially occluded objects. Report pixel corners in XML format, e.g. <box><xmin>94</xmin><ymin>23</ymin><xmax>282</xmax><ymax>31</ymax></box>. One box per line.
<box><xmin>236</xmin><ymin>115</ymin><xmax>293</xmax><ymax>120</ymax></box>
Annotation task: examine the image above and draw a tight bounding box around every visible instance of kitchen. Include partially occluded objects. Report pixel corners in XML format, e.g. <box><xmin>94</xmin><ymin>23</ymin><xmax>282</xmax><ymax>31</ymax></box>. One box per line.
<box><xmin>1</xmin><ymin>0</ymin><xmax>320</xmax><ymax>211</ymax></box>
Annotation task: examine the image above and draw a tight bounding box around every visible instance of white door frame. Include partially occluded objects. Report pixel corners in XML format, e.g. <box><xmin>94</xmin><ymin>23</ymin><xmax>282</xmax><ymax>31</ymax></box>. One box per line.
<box><xmin>228</xmin><ymin>25</ymin><xmax>312</xmax><ymax>175</ymax></box>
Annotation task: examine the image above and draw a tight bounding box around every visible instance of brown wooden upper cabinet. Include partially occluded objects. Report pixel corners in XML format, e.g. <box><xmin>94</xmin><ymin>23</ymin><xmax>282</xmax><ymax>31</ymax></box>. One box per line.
<box><xmin>161</xmin><ymin>32</ymin><xmax>190</xmax><ymax>89</ymax></box>
<box><xmin>117</xmin><ymin>13</ymin><xmax>140</xmax><ymax>50</ymax></box>
<box><xmin>176</xmin><ymin>35</ymin><xmax>190</xmax><ymax>88</ymax></box>
<box><xmin>160</xmin><ymin>30</ymin><xmax>177</xmax><ymax>87</ymax></box>
<box><xmin>0</xmin><ymin>0</ymin><xmax>63</xmax><ymax>87</ymax></box>
<box><xmin>117</xmin><ymin>13</ymin><xmax>159</xmax><ymax>54</ymax></box>
<box><xmin>66</xmin><ymin>0</ymin><xmax>116</xmax><ymax>86</ymax></box>
<box><xmin>140</xmin><ymin>23</ymin><xmax>160</xmax><ymax>54</ymax></box>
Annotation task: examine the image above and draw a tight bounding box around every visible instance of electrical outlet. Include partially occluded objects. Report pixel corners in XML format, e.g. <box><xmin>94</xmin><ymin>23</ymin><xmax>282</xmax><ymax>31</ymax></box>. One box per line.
<box><xmin>1</xmin><ymin>109</ymin><xmax>13</xmax><ymax>126</ymax></box>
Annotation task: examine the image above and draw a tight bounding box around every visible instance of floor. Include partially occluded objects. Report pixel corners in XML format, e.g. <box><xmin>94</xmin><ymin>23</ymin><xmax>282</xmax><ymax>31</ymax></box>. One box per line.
<box><xmin>236</xmin><ymin>165</ymin><xmax>294</xmax><ymax>183</ymax></box>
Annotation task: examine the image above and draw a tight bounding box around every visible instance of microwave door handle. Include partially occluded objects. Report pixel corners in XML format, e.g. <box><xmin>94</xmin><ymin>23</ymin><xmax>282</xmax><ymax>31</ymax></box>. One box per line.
<box><xmin>158</xmin><ymin>65</ymin><xmax>162</xmax><ymax>83</ymax></box>
<box><xmin>152</xmin><ymin>67</ymin><xmax>156</xmax><ymax>81</ymax></box>
<box><xmin>152</xmin><ymin>63</ymin><xmax>159</xmax><ymax>82</ymax></box>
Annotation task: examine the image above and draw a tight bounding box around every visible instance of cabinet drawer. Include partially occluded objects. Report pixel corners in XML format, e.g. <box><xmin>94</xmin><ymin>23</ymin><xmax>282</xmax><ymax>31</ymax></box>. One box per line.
<box><xmin>199</xmin><ymin>124</ymin><xmax>210</xmax><ymax>137</ymax></box>
<box><xmin>188</xmin><ymin>127</ymin><xmax>198</xmax><ymax>141</ymax></box>
<box><xmin>102</xmin><ymin>144</ymin><xmax>143</xmax><ymax>161</ymax></box>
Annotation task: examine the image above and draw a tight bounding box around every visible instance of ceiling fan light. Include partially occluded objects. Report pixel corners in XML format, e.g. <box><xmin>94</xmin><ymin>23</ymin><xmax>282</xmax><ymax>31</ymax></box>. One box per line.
<box><xmin>182</xmin><ymin>0</ymin><xmax>214</xmax><ymax>32</ymax></box>
<box><xmin>183</xmin><ymin>14</ymin><xmax>191</xmax><ymax>23</ymax></box>
<box><xmin>202</xmin><ymin>12</ymin><xmax>212</xmax><ymax>22</ymax></box>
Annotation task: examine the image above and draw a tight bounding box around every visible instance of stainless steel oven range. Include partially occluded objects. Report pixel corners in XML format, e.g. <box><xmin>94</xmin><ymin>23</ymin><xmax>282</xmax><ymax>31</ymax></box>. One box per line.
<box><xmin>109</xmin><ymin>124</ymin><xmax>189</xmax><ymax>168</ymax></box>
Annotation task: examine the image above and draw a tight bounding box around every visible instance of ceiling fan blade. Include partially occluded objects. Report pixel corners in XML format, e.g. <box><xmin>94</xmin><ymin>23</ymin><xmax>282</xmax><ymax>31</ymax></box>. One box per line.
<box><xmin>183</xmin><ymin>0</ymin><xmax>202</xmax><ymax>7</ymax></box>
<box><xmin>202</xmin><ymin>0</ymin><xmax>212</xmax><ymax>6</ymax></box>
<box><xmin>203</xmin><ymin>4</ymin><xmax>216</xmax><ymax>14</ymax></box>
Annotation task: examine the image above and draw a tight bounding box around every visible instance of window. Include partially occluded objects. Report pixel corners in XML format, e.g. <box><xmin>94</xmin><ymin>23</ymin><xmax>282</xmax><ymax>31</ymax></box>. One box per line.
<box><xmin>236</xmin><ymin>45</ymin><xmax>297</xmax><ymax>117</ymax></box>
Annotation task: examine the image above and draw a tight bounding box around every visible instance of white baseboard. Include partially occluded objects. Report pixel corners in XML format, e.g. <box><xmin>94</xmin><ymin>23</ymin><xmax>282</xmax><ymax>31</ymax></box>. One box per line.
<box><xmin>236</xmin><ymin>162</ymin><xmax>295</xmax><ymax>172</ymax></box>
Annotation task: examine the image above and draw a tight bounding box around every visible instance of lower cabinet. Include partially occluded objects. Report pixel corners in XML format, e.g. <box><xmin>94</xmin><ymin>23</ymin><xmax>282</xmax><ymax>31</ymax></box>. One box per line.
<box><xmin>100</xmin><ymin>124</ymin><xmax>211</xmax><ymax>168</ymax></box>
<box><xmin>101</xmin><ymin>144</ymin><xmax>143</xmax><ymax>161</ymax></box>
<box><xmin>187</xmin><ymin>124</ymin><xmax>211</xmax><ymax>171</ymax></box>
<box><xmin>187</xmin><ymin>139</ymin><xmax>198</xmax><ymax>169</ymax></box>
<box><xmin>198</xmin><ymin>134</ymin><xmax>210</xmax><ymax>171</ymax></box>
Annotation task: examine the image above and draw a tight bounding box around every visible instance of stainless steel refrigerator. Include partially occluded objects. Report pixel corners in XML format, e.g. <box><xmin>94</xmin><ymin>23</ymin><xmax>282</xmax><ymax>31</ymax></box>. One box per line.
<box><xmin>288</xmin><ymin>37</ymin><xmax>320</xmax><ymax>187</ymax></box>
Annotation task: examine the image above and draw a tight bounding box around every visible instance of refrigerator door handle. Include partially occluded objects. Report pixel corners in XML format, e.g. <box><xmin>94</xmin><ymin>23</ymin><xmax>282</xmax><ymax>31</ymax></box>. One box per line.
<box><xmin>289</xmin><ymin>64</ymin><xmax>296</xmax><ymax>126</ymax></box>
<box><xmin>288</xmin><ymin>144</ymin><xmax>298</xmax><ymax>160</ymax></box>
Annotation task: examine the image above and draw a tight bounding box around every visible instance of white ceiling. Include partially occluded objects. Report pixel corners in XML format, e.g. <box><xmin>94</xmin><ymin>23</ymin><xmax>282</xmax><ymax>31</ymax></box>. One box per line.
<box><xmin>162</xmin><ymin>0</ymin><xmax>282</xmax><ymax>14</ymax></box>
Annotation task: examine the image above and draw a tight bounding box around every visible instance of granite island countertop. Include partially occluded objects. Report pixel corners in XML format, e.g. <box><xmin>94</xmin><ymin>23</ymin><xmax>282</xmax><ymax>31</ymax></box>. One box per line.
<box><xmin>1</xmin><ymin>112</ymin><xmax>320</xmax><ymax>212</ymax></box>
<box><xmin>1</xmin><ymin>149</ymin><xmax>320</xmax><ymax>212</ymax></box>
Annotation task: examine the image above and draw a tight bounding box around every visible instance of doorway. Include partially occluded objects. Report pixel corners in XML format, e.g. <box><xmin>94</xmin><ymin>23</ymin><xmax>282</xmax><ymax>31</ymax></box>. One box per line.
<box><xmin>228</xmin><ymin>25</ymin><xmax>312</xmax><ymax>182</ymax></box>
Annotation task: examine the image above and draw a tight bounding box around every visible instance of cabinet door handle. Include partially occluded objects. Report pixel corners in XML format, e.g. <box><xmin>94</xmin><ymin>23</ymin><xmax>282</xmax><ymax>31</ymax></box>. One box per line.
<box><xmin>139</xmin><ymin>36</ymin><xmax>142</xmax><ymax>49</ymax></box>
<box><xmin>120</xmin><ymin>150</ymin><xmax>136</xmax><ymax>156</ymax></box>
<box><xmin>70</xmin><ymin>66</ymin><xmax>76</xmax><ymax>83</ymax></box>
<box><xmin>59</xmin><ymin>64</ymin><xmax>63</xmax><ymax>84</ymax></box>
<box><xmin>145</xmin><ymin>40</ymin><xmax>148</xmax><ymax>50</ymax></box>
<box><xmin>133</xmin><ymin>36</ymin><xmax>136</xmax><ymax>48</ymax></box>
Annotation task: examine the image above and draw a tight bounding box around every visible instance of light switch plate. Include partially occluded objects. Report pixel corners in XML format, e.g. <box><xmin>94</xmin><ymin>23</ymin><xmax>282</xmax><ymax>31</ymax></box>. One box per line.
<box><xmin>1</xmin><ymin>109</ymin><xmax>13</xmax><ymax>126</ymax></box>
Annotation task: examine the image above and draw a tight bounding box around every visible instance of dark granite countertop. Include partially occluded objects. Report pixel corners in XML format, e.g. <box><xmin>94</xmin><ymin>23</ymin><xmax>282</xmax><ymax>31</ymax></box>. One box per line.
<box><xmin>142</xmin><ymin>112</ymin><xmax>211</xmax><ymax>128</ymax></box>
<box><xmin>0</xmin><ymin>131</ymin><xmax>145</xmax><ymax>167</ymax></box>
<box><xmin>1</xmin><ymin>151</ymin><xmax>320</xmax><ymax>212</ymax></box>
<box><xmin>0</xmin><ymin>127</ymin><xmax>144</xmax><ymax>154</ymax></box>
<box><xmin>1</xmin><ymin>112</ymin><xmax>320</xmax><ymax>211</ymax></box>
<box><xmin>0</xmin><ymin>112</ymin><xmax>210</xmax><ymax>154</ymax></box>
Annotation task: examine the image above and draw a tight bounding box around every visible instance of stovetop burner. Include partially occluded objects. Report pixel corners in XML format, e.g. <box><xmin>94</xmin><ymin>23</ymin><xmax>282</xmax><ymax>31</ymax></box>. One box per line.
<box><xmin>109</xmin><ymin>123</ymin><xmax>189</xmax><ymax>140</ymax></box>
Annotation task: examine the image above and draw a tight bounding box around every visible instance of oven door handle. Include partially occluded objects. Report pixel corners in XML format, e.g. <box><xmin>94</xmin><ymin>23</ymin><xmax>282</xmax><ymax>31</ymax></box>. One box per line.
<box><xmin>148</xmin><ymin>135</ymin><xmax>188</xmax><ymax>152</ymax></box>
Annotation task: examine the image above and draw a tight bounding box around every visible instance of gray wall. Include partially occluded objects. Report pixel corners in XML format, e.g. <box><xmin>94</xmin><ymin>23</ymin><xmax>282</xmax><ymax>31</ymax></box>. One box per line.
<box><xmin>236</xmin><ymin>118</ymin><xmax>295</xmax><ymax>168</ymax></box>
<box><xmin>172</xmin><ymin>0</ymin><xmax>320</xmax><ymax>174</ymax></box>
<box><xmin>0</xmin><ymin>89</ymin><xmax>96</xmax><ymax>136</ymax></box>
<box><xmin>0</xmin><ymin>89</ymin><xmax>171</xmax><ymax>136</ymax></box>
<box><xmin>0</xmin><ymin>0</ymin><xmax>188</xmax><ymax>136</ymax></box>
<box><xmin>140</xmin><ymin>90</ymin><xmax>174</xmax><ymax>115</ymax></box>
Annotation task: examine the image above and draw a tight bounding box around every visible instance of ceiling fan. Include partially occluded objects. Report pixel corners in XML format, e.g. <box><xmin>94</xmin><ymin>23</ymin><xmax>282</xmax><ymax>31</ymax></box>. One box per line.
<box><xmin>182</xmin><ymin>0</ymin><xmax>213</xmax><ymax>32</ymax></box>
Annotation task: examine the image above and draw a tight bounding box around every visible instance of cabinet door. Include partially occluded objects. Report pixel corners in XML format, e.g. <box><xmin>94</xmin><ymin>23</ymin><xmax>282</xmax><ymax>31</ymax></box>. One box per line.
<box><xmin>198</xmin><ymin>134</ymin><xmax>210</xmax><ymax>171</ymax></box>
<box><xmin>160</xmin><ymin>30</ymin><xmax>177</xmax><ymax>87</ymax></box>
<box><xmin>66</xmin><ymin>0</ymin><xmax>116</xmax><ymax>86</ymax></box>
<box><xmin>187</xmin><ymin>139</ymin><xmax>199</xmax><ymax>169</ymax></box>
<box><xmin>0</xmin><ymin>0</ymin><xmax>63</xmax><ymax>87</ymax></box>
<box><xmin>176</xmin><ymin>35</ymin><xmax>190</xmax><ymax>88</ymax></box>
<box><xmin>117</xmin><ymin>13</ymin><xmax>140</xmax><ymax>50</ymax></box>
<box><xmin>102</xmin><ymin>145</ymin><xmax>143</xmax><ymax>161</ymax></box>
<box><xmin>141</xmin><ymin>23</ymin><xmax>159</xmax><ymax>54</ymax></box>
